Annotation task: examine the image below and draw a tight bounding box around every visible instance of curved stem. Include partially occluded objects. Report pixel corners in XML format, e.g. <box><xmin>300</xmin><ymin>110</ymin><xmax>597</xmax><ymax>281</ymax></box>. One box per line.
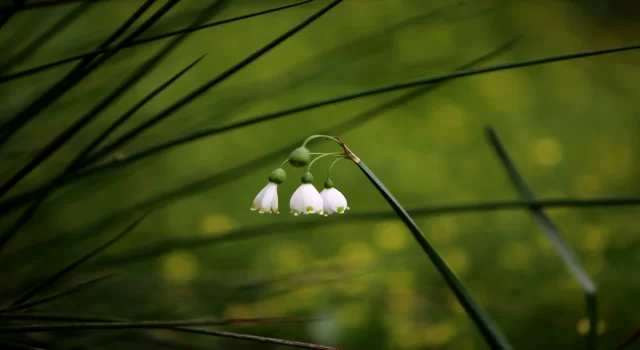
<box><xmin>307</xmin><ymin>152</ymin><xmax>343</xmax><ymax>171</ymax></box>
<box><xmin>302</xmin><ymin>135</ymin><xmax>341</xmax><ymax>148</ymax></box>
<box><xmin>279</xmin><ymin>159</ymin><xmax>289</xmax><ymax>168</ymax></box>
<box><xmin>327</xmin><ymin>157</ymin><xmax>345</xmax><ymax>178</ymax></box>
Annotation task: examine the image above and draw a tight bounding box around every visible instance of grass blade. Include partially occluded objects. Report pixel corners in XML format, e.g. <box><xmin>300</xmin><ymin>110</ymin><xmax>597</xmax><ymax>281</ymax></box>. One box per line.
<box><xmin>0</xmin><ymin>1</ymin><xmax>92</xmax><ymax>74</ymax></box>
<box><xmin>0</xmin><ymin>313</ymin><xmax>125</xmax><ymax>323</ymax></box>
<box><xmin>0</xmin><ymin>274</ymin><xmax>118</xmax><ymax>313</ymax></box>
<box><xmin>80</xmin><ymin>0</ymin><xmax>343</xmax><ymax>168</ymax></box>
<box><xmin>74</xmin><ymin>53</ymin><xmax>206</xmax><ymax>167</ymax></box>
<box><xmin>66</xmin><ymin>43</ymin><xmax>640</xmax><ymax>173</ymax></box>
<box><xmin>485</xmin><ymin>126</ymin><xmax>597</xmax><ymax>349</ymax></box>
<box><xmin>0</xmin><ymin>0</ymin><xmax>315</xmax><ymax>84</ymax></box>
<box><xmin>6</xmin><ymin>214</ymin><xmax>145</xmax><ymax>306</ymax></box>
<box><xmin>0</xmin><ymin>0</ymin><xmax>159</xmax><ymax>143</ymax></box>
<box><xmin>616</xmin><ymin>328</ymin><xmax>640</xmax><ymax>350</ymax></box>
<box><xmin>0</xmin><ymin>36</ymin><xmax>519</xmax><ymax>214</ymax></box>
<box><xmin>353</xmin><ymin>155</ymin><xmax>512</xmax><ymax>349</ymax></box>
<box><xmin>0</xmin><ymin>339</ymin><xmax>45</xmax><ymax>350</ymax></box>
<box><xmin>0</xmin><ymin>316</ymin><xmax>322</xmax><ymax>332</ymax></box>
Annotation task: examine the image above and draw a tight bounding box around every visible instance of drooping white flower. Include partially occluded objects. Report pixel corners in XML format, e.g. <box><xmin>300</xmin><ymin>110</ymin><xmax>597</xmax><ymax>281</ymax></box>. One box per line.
<box><xmin>290</xmin><ymin>184</ymin><xmax>324</xmax><ymax>215</ymax></box>
<box><xmin>320</xmin><ymin>187</ymin><xmax>349</xmax><ymax>215</ymax></box>
<box><xmin>251</xmin><ymin>182</ymin><xmax>279</xmax><ymax>214</ymax></box>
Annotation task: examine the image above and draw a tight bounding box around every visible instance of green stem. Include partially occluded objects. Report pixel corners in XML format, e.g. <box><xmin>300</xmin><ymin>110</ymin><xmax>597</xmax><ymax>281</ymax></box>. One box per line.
<box><xmin>327</xmin><ymin>157</ymin><xmax>345</xmax><ymax>179</ymax></box>
<box><xmin>355</xmin><ymin>160</ymin><xmax>512</xmax><ymax>350</ymax></box>
<box><xmin>302</xmin><ymin>135</ymin><xmax>341</xmax><ymax>148</ymax></box>
<box><xmin>280</xmin><ymin>159</ymin><xmax>289</xmax><ymax>168</ymax></box>
<box><xmin>307</xmin><ymin>152</ymin><xmax>344</xmax><ymax>171</ymax></box>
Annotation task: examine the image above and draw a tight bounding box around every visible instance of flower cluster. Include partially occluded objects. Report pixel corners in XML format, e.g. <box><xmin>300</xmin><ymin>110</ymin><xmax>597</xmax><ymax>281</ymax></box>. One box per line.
<box><xmin>250</xmin><ymin>137</ymin><xmax>351</xmax><ymax>217</ymax></box>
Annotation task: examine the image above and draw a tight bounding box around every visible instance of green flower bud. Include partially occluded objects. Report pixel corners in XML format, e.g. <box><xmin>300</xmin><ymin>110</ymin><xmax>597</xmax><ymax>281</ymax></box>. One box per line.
<box><xmin>268</xmin><ymin>168</ymin><xmax>286</xmax><ymax>184</ymax></box>
<box><xmin>324</xmin><ymin>178</ymin><xmax>334</xmax><ymax>189</ymax></box>
<box><xmin>301</xmin><ymin>172</ymin><xmax>314</xmax><ymax>184</ymax></box>
<box><xmin>288</xmin><ymin>146</ymin><xmax>311</xmax><ymax>167</ymax></box>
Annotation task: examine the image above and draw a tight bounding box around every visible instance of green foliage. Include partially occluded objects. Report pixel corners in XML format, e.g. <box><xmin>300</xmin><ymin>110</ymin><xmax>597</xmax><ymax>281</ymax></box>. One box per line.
<box><xmin>0</xmin><ymin>0</ymin><xmax>639</xmax><ymax>349</ymax></box>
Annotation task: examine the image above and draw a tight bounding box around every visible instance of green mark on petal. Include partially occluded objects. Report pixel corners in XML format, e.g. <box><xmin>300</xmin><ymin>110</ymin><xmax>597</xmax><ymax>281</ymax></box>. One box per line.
<box><xmin>259</xmin><ymin>206</ymin><xmax>265</xmax><ymax>213</ymax></box>
<box><xmin>306</xmin><ymin>206</ymin><xmax>314</xmax><ymax>213</ymax></box>
<box><xmin>251</xmin><ymin>203</ymin><xmax>256</xmax><ymax>210</ymax></box>
<box><xmin>337</xmin><ymin>206</ymin><xmax>345</xmax><ymax>213</ymax></box>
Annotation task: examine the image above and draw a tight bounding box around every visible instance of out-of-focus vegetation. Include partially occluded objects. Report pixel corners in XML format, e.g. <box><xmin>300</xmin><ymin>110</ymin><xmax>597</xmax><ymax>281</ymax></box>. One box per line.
<box><xmin>0</xmin><ymin>0</ymin><xmax>639</xmax><ymax>349</ymax></box>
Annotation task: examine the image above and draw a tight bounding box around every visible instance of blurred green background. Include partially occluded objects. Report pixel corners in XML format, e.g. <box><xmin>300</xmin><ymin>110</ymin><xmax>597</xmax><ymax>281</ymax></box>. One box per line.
<box><xmin>1</xmin><ymin>0</ymin><xmax>639</xmax><ymax>349</ymax></box>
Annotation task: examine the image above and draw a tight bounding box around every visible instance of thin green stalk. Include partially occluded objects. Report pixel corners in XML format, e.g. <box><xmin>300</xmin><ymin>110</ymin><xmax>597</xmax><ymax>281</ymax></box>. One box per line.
<box><xmin>79</xmin><ymin>0</ymin><xmax>343</xmax><ymax>168</ymax></box>
<box><xmin>6</xmin><ymin>214</ymin><xmax>145</xmax><ymax>306</ymax></box>
<box><xmin>66</xmin><ymin>42</ymin><xmax>640</xmax><ymax>173</ymax></box>
<box><xmin>0</xmin><ymin>0</ymin><xmax>161</xmax><ymax>143</ymax></box>
<box><xmin>0</xmin><ymin>36</ymin><xmax>520</xmax><ymax>214</ymax></box>
<box><xmin>353</xmin><ymin>158</ymin><xmax>512</xmax><ymax>349</ymax></box>
<box><xmin>0</xmin><ymin>274</ymin><xmax>118</xmax><ymax>313</ymax></box>
<box><xmin>0</xmin><ymin>0</ymin><xmax>315</xmax><ymax>84</ymax></box>
<box><xmin>485</xmin><ymin>126</ymin><xmax>597</xmax><ymax>350</ymax></box>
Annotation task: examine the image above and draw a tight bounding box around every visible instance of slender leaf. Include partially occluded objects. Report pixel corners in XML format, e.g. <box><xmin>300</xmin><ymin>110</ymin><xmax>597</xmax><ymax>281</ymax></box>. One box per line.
<box><xmin>485</xmin><ymin>126</ymin><xmax>597</xmax><ymax>349</ymax></box>
<box><xmin>0</xmin><ymin>339</ymin><xmax>45</xmax><ymax>350</ymax></box>
<box><xmin>7</xmin><ymin>214</ymin><xmax>145</xmax><ymax>306</ymax></box>
<box><xmin>0</xmin><ymin>313</ymin><xmax>125</xmax><ymax>323</ymax></box>
<box><xmin>0</xmin><ymin>1</ymin><xmax>227</xmax><ymax>252</ymax></box>
<box><xmin>0</xmin><ymin>0</ymin><xmax>23</xmax><ymax>31</ymax></box>
<box><xmin>0</xmin><ymin>0</ymin><xmax>315</xmax><ymax>84</ymax></box>
<box><xmin>66</xmin><ymin>43</ymin><xmax>640</xmax><ymax>174</ymax></box>
<box><xmin>616</xmin><ymin>328</ymin><xmax>640</xmax><ymax>350</ymax></box>
<box><xmin>0</xmin><ymin>274</ymin><xmax>118</xmax><ymax>313</ymax></box>
<box><xmin>80</xmin><ymin>0</ymin><xmax>343</xmax><ymax>170</ymax></box>
<box><xmin>0</xmin><ymin>0</ymin><xmax>160</xmax><ymax>144</ymax></box>
<box><xmin>352</xmin><ymin>154</ymin><xmax>512</xmax><ymax>349</ymax></box>
<box><xmin>0</xmin><ymin>36</ymin><xmax>519</xmax><ymax>214</ymax></box>
<box><xmin>0</xmin><ymin>1</ymin><xmax>92</xmax><ymax>75</ymax></box>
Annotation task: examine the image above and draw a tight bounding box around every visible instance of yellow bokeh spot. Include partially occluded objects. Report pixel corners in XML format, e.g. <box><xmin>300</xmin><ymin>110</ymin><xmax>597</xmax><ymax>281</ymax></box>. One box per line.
<box><xmin>573</xmin><ymin>174</ymin><xmax>601</xmax><ymax>197</ymax></box>
<box><xmin>373</xmin><ymin>222</ymin><xmax>408</xmax><ymax>251</ymax></box>
<box><xmin>385</xmin><ymin>269</ymin><xmax>416</xmax><ymax>290</ymax></box>
<box><xmin>499</xmin><ymin>243</ymin><xmax>532</xmax><ymax>271</ymax></box>
<box><xmin>536</xmin><ymin>234</ymin><xmax>554</xmax><ymax>253</ymax></box>
<box><xmin>428</xmin><ymin>217</ymin><xmax>459</xmax><ymax>245</ymax></box>
<box><xmin>582</xmin><ymin>226</ymin><xmax>609</xmax><ymax>252</ymax></box>
<box><xmin>443</xmin><ymin>248</ymin><xmax>471</xmax><ymax>276</ymax></box>
<box><xmin>270</xmin><ymin>242</ymin><xmax>309</xmax><ymax>272</ymax></box>
<box><xmin>531</xmin><ymin>137</ymin><xmax>563</xmax><ymax>167</ymax></box>
<box><xmin>337</xmin><ymin>278</ymin><xmax>369</xmax><ymax>296</ymax></box>
<box><xmin>576</xmin><ymin>318</ymin><xmax>607</xmax><ymax>335</ymax></box>
<box><xmin>199</xmin><ymin>214</ymin><xmax>234</xmax><ymax>237</ymax></box>
<box><xmin>339</xmin><ymin>242</ymin><xmax>376</xmax><ymax>268</ymax></box>
<box><xmin>422</xmin><ymin>322</ymin><xmax>457</xmax><ymax>347</ymax></box>
<box><xmin>160</xmin><ymin>250</ymin><xmax>199</xmax><ymax>283</ymax></box>
<box><xmin>475</xmin><ymin>71</ymin><xmax>535</xmax><ymax>115</ymax></box>
<box><xmin>223</xmin><ymin>303</ymin><xmax>254</xmax><ymax>320</ymax></box>
<box><xmin>390</xmin><ymin>322</ymin><xmax>422</xmax><ymax>348</ymax></box>
<box><xmin>337</xmin><ymin>303</ymin><xmax>367</xmax><ymax>328</ymax></box>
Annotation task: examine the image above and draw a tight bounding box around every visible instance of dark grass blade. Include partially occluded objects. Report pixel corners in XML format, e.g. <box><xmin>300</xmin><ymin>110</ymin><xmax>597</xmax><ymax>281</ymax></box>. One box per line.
<box><xmin>0</xmin><ymin>1</ymin><xmax>24</xmax><ymax>31</ymax></box>
<box><xmin>0</xmin><ymin>1</ymin><xmax>92</xmax><ymax>75</ymax></box>
<box><xmin>0</xmin><ymin>0</ymin><xmax>160</xmax><ymax>143</ymax></box>
<box><xmin>616</xmin><ymin>328</ymin><xmax>640</xmax><ymax>350</ymax></box>
<box><xmin>78</xmin><ymin>0</ymin><xmax>344</xmax><ymax>168</ymax></box>
<box><xmin>6</xmin><ymin>214</ymin><xmax>145</xmax><ymax>306</ymax></box>
<box><xmin>0</xmin><ymin>3</ymin><xmax>226</xmax><ymax>252</ymax></box>
<box><xmin>91</xmin><ymin>196</ymin><xmax>640</xmax><ymax>267</ymax></box>
<box><xmin>1</xmin><ymin>0</ymin><xmax>104</xmax><ymax>10</ymax></box>
<box><xmin>62</xmin><ymin>42</ymin><xmax>640</xmax><ymax>174</ymax></box>
<box><xmin>0</xmin><ymin>313</ymin><xmax>334</xmax><ymax>349</ymax></box>
<box><xmin>354</xmin><ymin>158</ymin><xmax>512</xmax><ymax>350</ymax></box>
<box><xmin>485</xmin><ymin>126</ymin><xmax>597</xmax><ymax>349</ymax></box>
<box><xmin>0</xmin><ymin>339</ymin><xmax>45</xmax><ymax>350</ymax></box>
<box><xmin>0</xmin><ymin>313</ymin><xmax>125</xmax><ymax>323</ymax></box>
<box><xmin>0</xmin><ymin>35</ymin><xmax>520</xmax><ymax>214</ymax></box>
<box><xmin>73</xmin><ymin>53</ymin><xmax>206</xmax><ymax>168</ymax></box>
<box><xmin>0</xmin><ymin>0</ymin><xmax>315</xmax><ymax>84</ymax></box>
<box><xmin>0</xmin><ymin>274</ymin><xmax>118</xmax><ymax>313</ymax></box>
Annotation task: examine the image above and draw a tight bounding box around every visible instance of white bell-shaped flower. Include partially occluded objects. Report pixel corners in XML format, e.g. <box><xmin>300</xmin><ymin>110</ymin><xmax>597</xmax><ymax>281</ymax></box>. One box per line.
<box><xmin>251</xmin><ymin>182</ymin><xmax>279</xmax><ymax>214</ymax></box>
<box><xmin>250</xmin><ymin>168</ymin><xmax>286</xmax><ymax>214</ymax></box>
<box><xmin>320</xmin><ymin>179</ymin><xmax>349</xmax><ymax>215</ymax></box>
<box><xmin>290</xmin><ymin>172</ymin><xmax>324</xmax><ymax>215</ymax></box>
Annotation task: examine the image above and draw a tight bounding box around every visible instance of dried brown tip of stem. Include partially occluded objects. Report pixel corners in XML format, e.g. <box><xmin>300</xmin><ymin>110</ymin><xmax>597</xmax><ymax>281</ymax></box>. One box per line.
<box><xmin>332</xmin><ymin>136</ymin><xmax>359</xmax><ymax>163</ymax></box>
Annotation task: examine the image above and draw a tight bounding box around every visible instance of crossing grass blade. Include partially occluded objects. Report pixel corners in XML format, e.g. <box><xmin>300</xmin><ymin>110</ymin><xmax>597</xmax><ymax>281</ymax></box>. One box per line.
<box><xmin>0</xmin><ymin>0</ymin><xmax>316</xmax><ymax>84</ymax></box>
<box><xmin>0</xmin><ymin>36</ymin><xmax>520</xmax><ymax>215</ymax></box>
<box><xmin>485</xmin><ymin>126</ymin><xmax>598</xmax><ymax>350</ymax></box>
<box><xmin>50</xmin><ymin>42</ymin><xmax>640</xmax><ymax>175</ymax></box>
<box><xmin>6</xmin><ymin>214</ymin><xmax>145</xmax><ymax>306</ymax></box>
<box><xmin>0</xmin><ymin>274</ymin><xmax>118</xmax><ymax>313</ymax></box>
<box><xmin>353</xmin><ymin>158</ymin><xmax>512</xmax><ymax>350</ymax></box>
